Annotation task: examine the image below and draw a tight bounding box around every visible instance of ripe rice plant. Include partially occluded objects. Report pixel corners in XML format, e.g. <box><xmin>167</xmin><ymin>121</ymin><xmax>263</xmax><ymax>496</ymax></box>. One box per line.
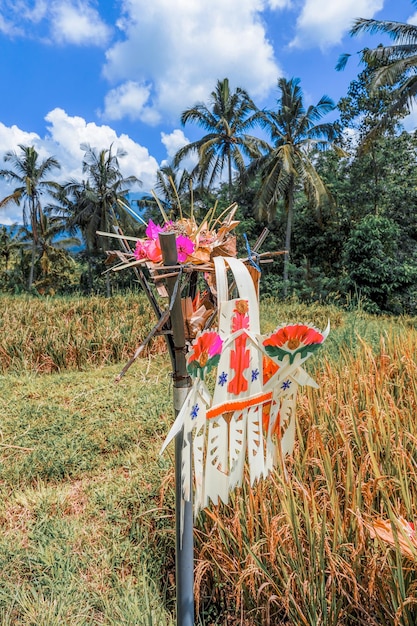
<box><xmin>0</xmin><ymin>293</ymin><xmax>166</xmax><ymax>374</ymax></box>
<box><xmin>2</xmin><ymin>294</ymin><xmax>417</xmax><ymax>624</ymax></box>
<box><xmin>192</xmin><ymin>322</ymin><xmax>417</xmax><ymax>625</ymax></box>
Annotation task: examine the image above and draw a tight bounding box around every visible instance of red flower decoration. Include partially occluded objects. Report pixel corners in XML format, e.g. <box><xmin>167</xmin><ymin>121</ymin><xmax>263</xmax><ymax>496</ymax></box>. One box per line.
<box><xmin>134</xmin><ymin>240</ymin><xmax>147</xmax><ymax>260</ymax></box>
<box><xmin>143</xmin><ymin>238</ymin><xmax>162</xmax><ymax>263</ymax></box>
<box><xmin>263</xmin><ymin>323</ymin><xmax>327</xmax><ymax>363</ymax></box>
<box><xmin>145</xmin><ymin>219</ymin><xmax>164</xmax><ymax>239</ymax></box>
<box><xmin>187</xmin><ymin>331</ymin><xmax>223</xmax><ymax>378</ymax></box>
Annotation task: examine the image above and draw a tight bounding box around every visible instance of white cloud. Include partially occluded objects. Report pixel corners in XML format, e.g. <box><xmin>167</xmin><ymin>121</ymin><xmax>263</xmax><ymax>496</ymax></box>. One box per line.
<box><xmin>101</xmin><ymin>81</ymin><xmax>160</xmax><ymax>125</ymax></box>
<box><xmin>49</xmin><ymin>1</ymin><xmax>112</xmax><ymax>46</ymax></box>
<box><xmin>408</xmin><ymin>11</ymin><xmax>417</xmax><ymax>25</ymax></box>
<box><xmin>0</xmin><ymin>13</ymin><xmax>24</xmax><ymax>37</ymax></box>
<box><xmin>102</xmin><ymin>0</ymin><xmax>282</xmax><ymax>123</ymax></box>
<box><xmin>7</xmin><ymin>0</ymin><xmax>48</xmax><ymax>25</ymax></box>
<box><xmin>160</xmin><ymin>129</ymin><xmax>189</xmax><ymax>159</ymax></box>
<box><xmin>0</xmin><ymin>110</ymin><xmax>160</xmax><ymax>223</ymax></box>
<box><xmin>267</xmin><ymin>0</ymin><xmax>292</xmax><ymax>8</ymax></box>
<box><xmin>44</xmin><ymin>108</ymin><xmax>158</xmax><ymax>188</ymax></box>
<box><xmin>0</xmin><ymin>0</ymin><xmax>111</xmax><ymax>45</ymax></box>
<box><xmin>289</xmin><ymin>0</ymin><xmax>384</xmax><ymax>49</ymax></box>
<box><xmin>159</xmin><ymin>129</ymin><xmax>198</xmax><ymax>171</ymax></box>
<box><xmin>0</xmin><ymin>123</ymin><xmax>41</xmax><ymax>154</ymax></box>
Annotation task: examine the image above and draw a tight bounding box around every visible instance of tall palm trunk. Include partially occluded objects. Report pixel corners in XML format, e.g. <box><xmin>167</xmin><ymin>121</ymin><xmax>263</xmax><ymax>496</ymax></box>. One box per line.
<box><xmin>28</xmin><ymin>195</ymin><xmax>38</xmax><ymax>290</ymax></box>
<box><xmin>227</xmin><ymin>150</ymin><xmax>233</xmax><ymax>202</ymax></box>
<box><xmin>28</xmin><ymin>240</ymin><xmax>36</xmax><ymax>289</ymax></box>
<box><xmin>283</xmin><ymin>185</ymin><xmax>294</xmax><ymax>297</ymax></box>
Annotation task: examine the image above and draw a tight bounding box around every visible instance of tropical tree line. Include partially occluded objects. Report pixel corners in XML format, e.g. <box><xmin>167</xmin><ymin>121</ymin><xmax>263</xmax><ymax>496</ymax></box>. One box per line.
<box><xmin>0</xmin><ymin>144</ymin><xmax>140</xmax><ymax>295</ymax></box>
<box><xmin>1</xmin><ymin>3</ymin><xmax>417</xmax><ymax>312</ymax></box>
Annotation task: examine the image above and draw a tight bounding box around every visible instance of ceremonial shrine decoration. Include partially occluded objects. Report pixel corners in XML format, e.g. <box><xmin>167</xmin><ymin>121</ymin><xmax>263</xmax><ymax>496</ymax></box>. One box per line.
<box><xmin>160</xmin><ymin>256</ymin><xmax>329</xmax><ymax>517</ymax></box>
<box><xmin>104</xmin><ymin>196</ymin><xmax>328</xmax><ymax>622</ymax></box>
<box><xmin>104</xmin><ymin>198</ymin><xmax>328</xmax><ymax>519</ymax></box>
<box><xmin>103</xmin><ymin>201</ymin><xmax>239</xmax><ymax>276</ymax></box>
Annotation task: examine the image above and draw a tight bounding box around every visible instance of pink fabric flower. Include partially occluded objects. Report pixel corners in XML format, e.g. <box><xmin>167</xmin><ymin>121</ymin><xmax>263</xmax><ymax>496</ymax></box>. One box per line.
<box><xmin>176</xmin><ymin>235</ymin><xmax>195</xmax><ymax>262</ymax></box>
<box><xmin>187</xmin><ymin>331</ymin><xmax>223</xmax><ymax>378</ymax></box>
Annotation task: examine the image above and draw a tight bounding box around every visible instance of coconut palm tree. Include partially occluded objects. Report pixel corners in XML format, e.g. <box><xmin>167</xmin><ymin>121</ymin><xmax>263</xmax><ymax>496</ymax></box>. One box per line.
<box><xmin>174</xmin><ymin>78</ymin><xmax>267</xmax><ymax>200</ymax></box>
<box><xmin>59</xmin><ymin>144</ymin><xmax>141</xmax><ymax>294</ymax></box>
<box><xmin>0</xmin><ymin>145</ymin><xmax>61</xmax><ymax>288</ymax></box>
<box><xmin>19</xmin><ymin>213</ymin><xmax>80</xmax><ymax>293</ymax></box>
<box><xmin>137</xmin><ymin>164</ymin><xmax>193</xmax><ymax>221</ymax></box>
<box><xmin>248</xmin><ymin>77</ymin><xmax>342</xmax><ymax>295</ymax></box>
<box><xmin>337</xmin><ymin>0</ymin><xmax>417</xmax><ymax>143</ymax></box>
<box><xmin>60</xmin><ymin>144</ymin><xmax>139</xmax><ymax>248</ymax></box>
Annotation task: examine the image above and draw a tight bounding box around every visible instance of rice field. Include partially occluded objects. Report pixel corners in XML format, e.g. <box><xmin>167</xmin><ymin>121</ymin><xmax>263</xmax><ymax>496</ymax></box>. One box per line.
<box><xmin>0</xmin><ymin>293</ymin><xmax>166</xmax><ymax>374</ymax></box>
<box><xmin>1</xmin><ymin>294</ymin><xmax>417</xmax><ymax>624</ymax></box>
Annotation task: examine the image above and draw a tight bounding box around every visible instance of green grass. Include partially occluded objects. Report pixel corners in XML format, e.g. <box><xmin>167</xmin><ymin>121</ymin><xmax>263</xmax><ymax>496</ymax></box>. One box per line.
<box><xmin>0</xmin><ymin>357</ymin><xmax>176</xmax><ymax>625</ymax></box>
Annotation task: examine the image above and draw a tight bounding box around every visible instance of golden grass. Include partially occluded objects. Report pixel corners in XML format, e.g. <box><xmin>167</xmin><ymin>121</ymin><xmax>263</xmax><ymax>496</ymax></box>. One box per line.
<box><xmin>0</xmin><ymin>293</ymin><xmax>166</xmax><ymax>374</ymax></box>
<box><xmin>192</xmin><ymin>326</ymin><xmax>417</xmax><ymax>625</ymax></box>
<box><xmin>2</xmin><ymin>294</ymin><xmax>417</xmax><ymax>624</ymax></box>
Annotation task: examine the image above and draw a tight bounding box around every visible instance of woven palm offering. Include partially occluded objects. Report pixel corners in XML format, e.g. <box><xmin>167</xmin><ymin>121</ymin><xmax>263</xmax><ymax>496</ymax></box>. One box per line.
<box><xmin>103</xmin><ymin>198</ymin><xmax>328</xmax><ymax>523</ymax></box>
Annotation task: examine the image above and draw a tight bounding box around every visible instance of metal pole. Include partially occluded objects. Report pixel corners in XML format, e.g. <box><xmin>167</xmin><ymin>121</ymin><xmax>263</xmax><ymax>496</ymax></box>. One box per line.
<box><xmin>159</xmin><ymin>232</ymin><xmax>194</xmax><ymax>626</ymax></box>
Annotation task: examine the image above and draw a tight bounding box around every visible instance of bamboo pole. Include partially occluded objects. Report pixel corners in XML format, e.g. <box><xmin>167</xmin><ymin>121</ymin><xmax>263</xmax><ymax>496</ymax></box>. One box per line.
<box><xmin>159</xmin><ymin>232</ymin><xmax>194</xmax><ymax>626</ymax></box>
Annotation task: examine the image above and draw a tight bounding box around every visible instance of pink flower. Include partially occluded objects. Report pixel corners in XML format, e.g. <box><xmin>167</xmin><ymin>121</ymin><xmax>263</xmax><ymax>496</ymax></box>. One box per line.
<box><xmin>143</xmin><ymin>238</ymin><xmax>162</xmax><ymax>263</ymax></box>
<box><xmin>134</xmin><ymin>240</ymin><xmax>147</xmax><ymax>260</ymax></box>
<box><xmin>145</xmin><ymin>219</ymin><xmax>164</xmax><ymax>240</ymax></box>
<box><xmin>176</xmin><ymin>235</ymin><xmax>194</xmax><ymax>262</ymax></box>
<box><xmin>187</xmin><ymin>331</ymin><xmax>223</xmax><ymax>378</ymax></box>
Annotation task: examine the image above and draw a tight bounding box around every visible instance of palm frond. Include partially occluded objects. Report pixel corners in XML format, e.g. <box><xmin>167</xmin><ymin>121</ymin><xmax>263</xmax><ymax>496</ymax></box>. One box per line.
<box><xmin>351</xmin><ymin>18</ymin><xmax>417</xmax><ymax>45</ymax></box>
<box><xmin>336</xmin><ymin>53</ymin><xmax>351</xmax><ymax>72</ymax></box>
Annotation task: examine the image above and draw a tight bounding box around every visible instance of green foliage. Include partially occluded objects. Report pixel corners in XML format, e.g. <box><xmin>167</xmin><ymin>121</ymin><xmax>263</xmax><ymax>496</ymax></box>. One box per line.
<box><xmin>3</xmin><ymin>65</ymin><xmax>417</xmax><ymax>312</ymax></box>
<box><xmin>342</xmin><ymin>214</ymin><xmax>417</xmax><ymax>313</ymax></box>
<box><xmin>340</xmin><ymin>7</ymin><xmax>417</xmax><ymax>146</ymax></box>
<box><xmin>0</xmin><ymin>145</ymin><xmax>61</xmax><ymax>289</ymax></box>
<box><xmin>338</xmin><ymin>64</ymin><xmax>405</xmax><ymax>141</ymax></box>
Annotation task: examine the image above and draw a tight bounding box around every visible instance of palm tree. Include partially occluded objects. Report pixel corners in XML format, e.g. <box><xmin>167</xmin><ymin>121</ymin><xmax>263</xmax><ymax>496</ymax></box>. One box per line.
<box><xmin>0</xmin><ymin>145</ymin><xmax>61</xmax><ymax>288</ymax></box>
<box><xmin>59</xmin><ymin>144</ymin><xmax>141</xmax><ymax>294</ymax></box>
<box><xmin>174</xmin><ymin>78</ymin><xmax>267</xmax><ymax>200</ymax></box>
<box><xmin>137</xmin><ymin>164</ymin><xmax>193</xmax><ymax>221</ymax></box>
<box><xmin>337</xmin><ymin>0</ymin><xmax>417</xmax><ymax>143</ymax></box>
<box><xmin>19</xmin><ymin>213</ymin><xmax>80</xmax><ymax>292</ymax></box>
<box><xmin>248</xmin><ymin>77</ymin><xmax>342</xmax><ymax>295</ymax></box>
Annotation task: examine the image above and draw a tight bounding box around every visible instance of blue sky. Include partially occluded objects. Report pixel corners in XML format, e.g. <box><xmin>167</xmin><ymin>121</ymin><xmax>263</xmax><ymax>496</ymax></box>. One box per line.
<box><xmin>0</xmin><ymin>0</ymin><xmax>414</xmax><ymax>223</ymax></box>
